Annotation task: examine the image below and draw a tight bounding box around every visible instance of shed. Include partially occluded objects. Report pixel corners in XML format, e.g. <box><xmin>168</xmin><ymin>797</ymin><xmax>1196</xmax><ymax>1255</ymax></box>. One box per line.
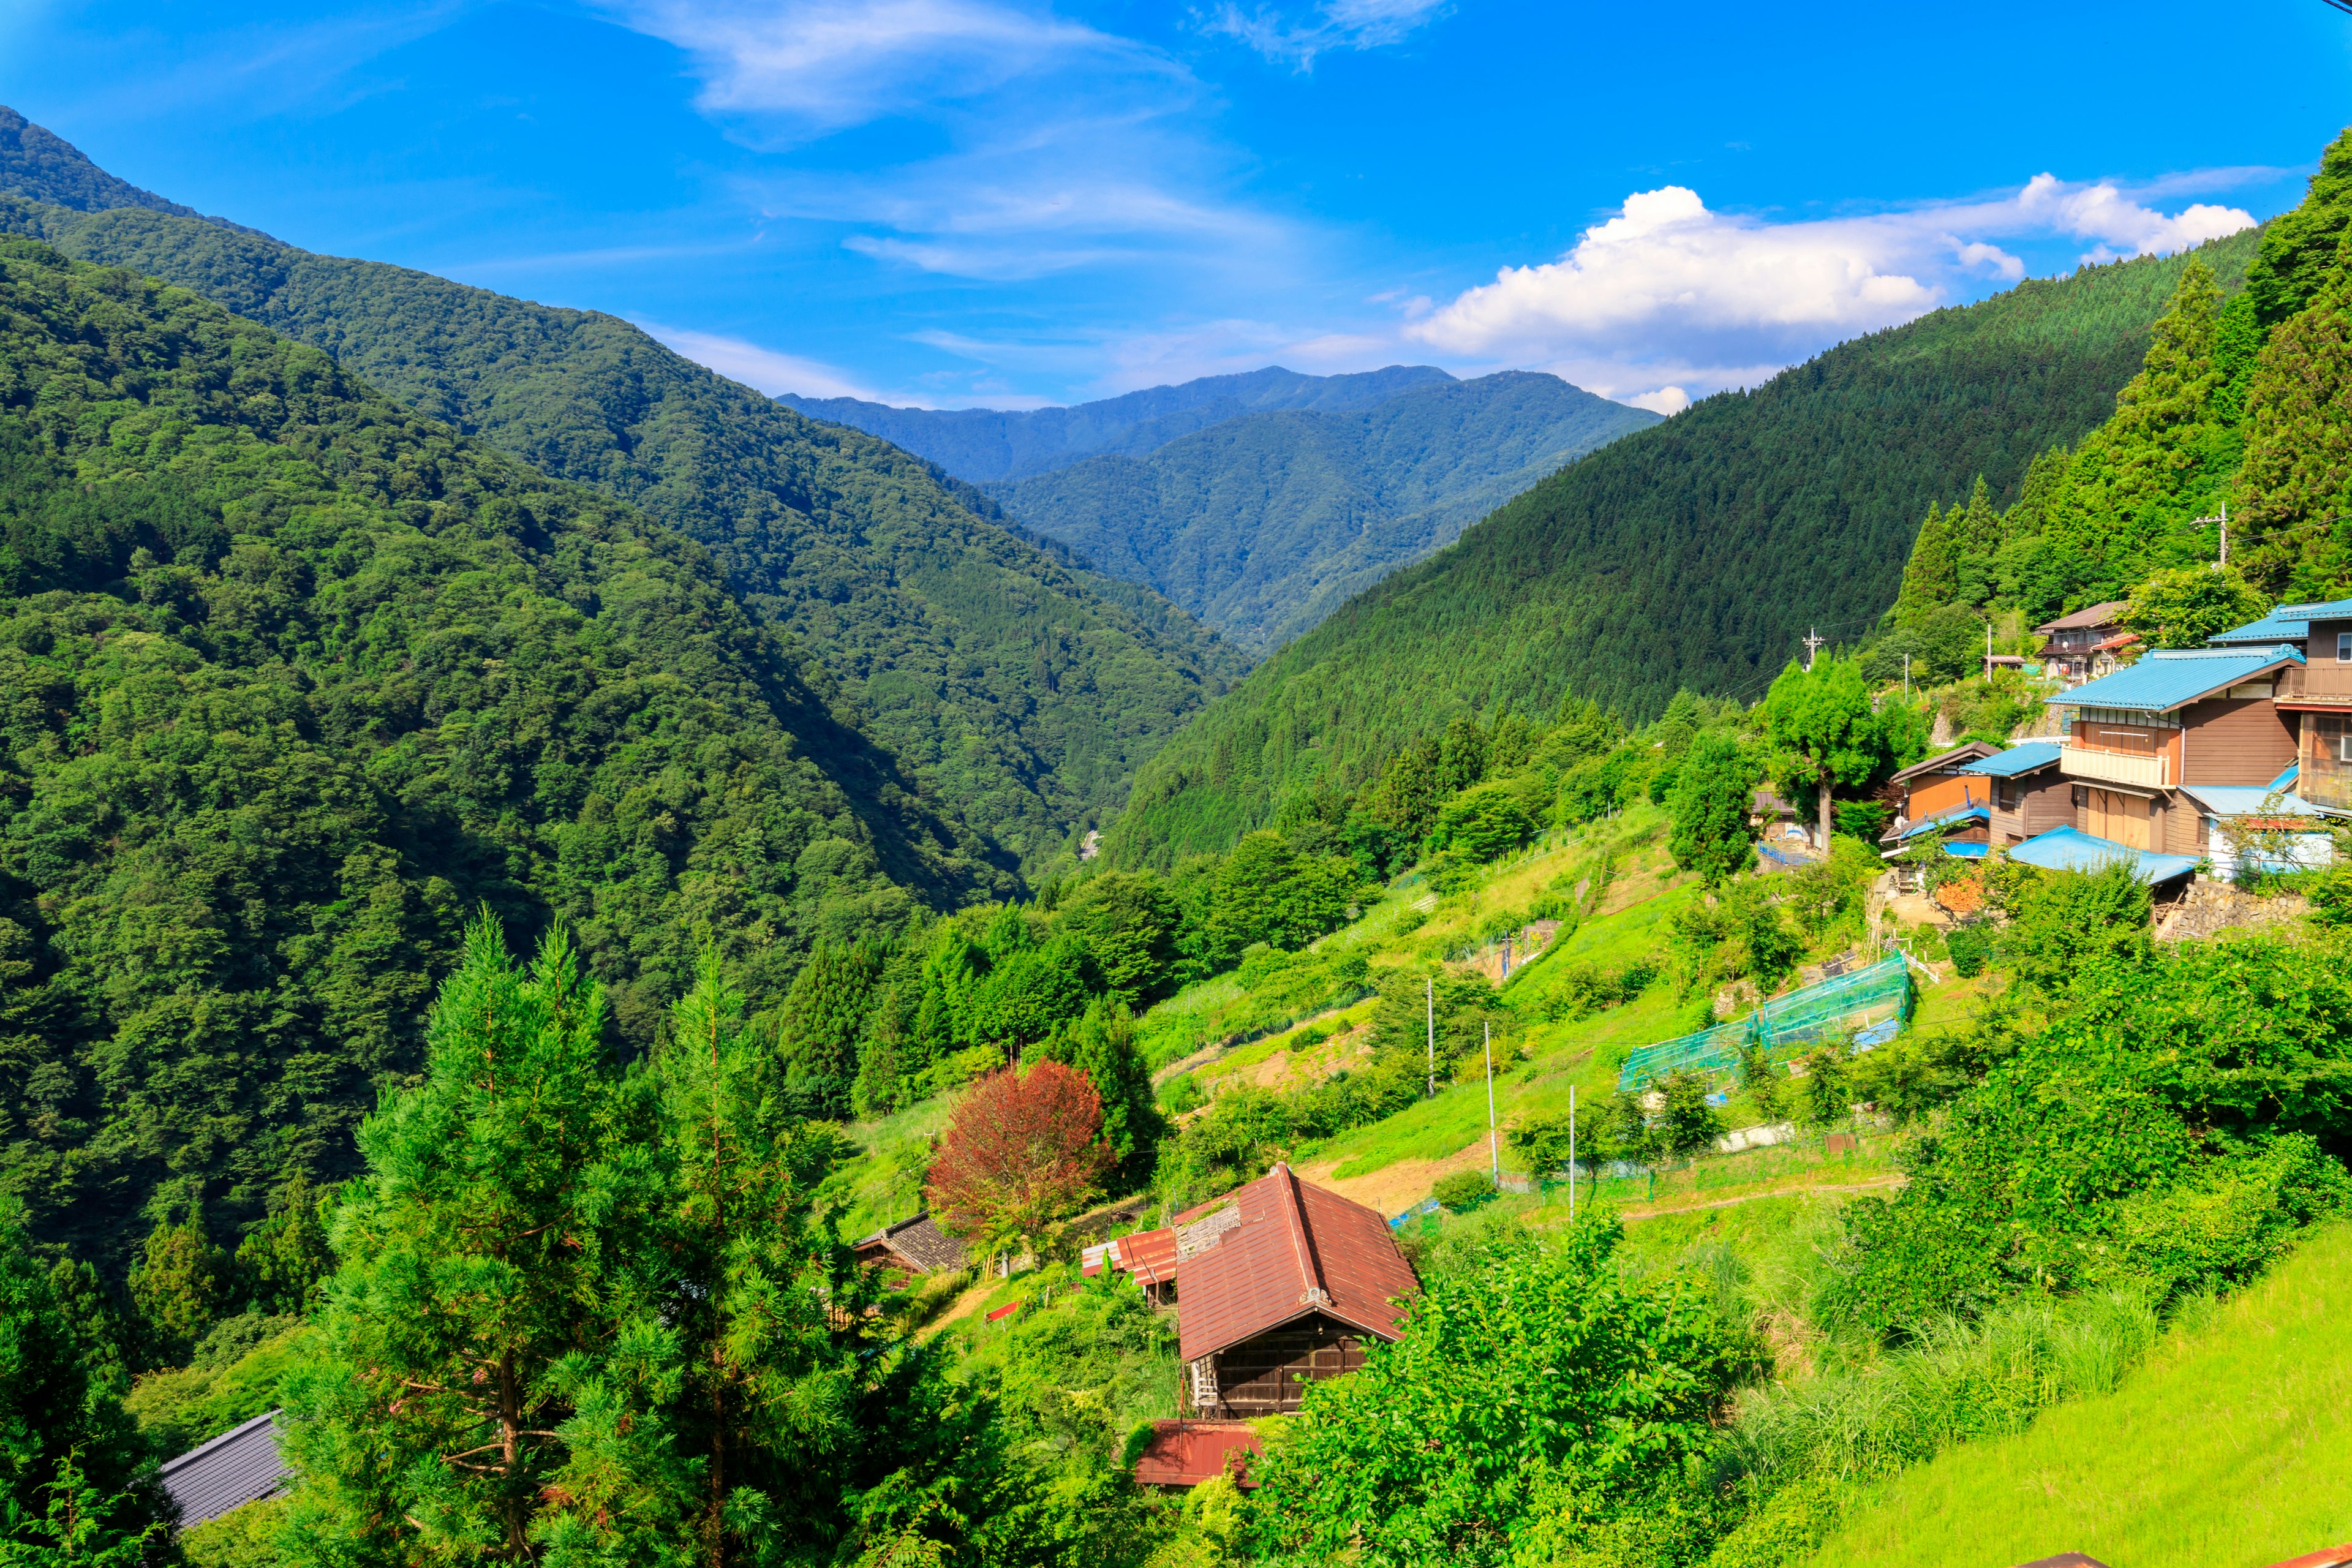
<box><xmin>1888</xmin><ymin>742</ymin><xmax>2001</xmax><ymax>826</ymax></box>
<box><xmin>1174</xmin><ymin>1164</ymin><xmax>1419</xmax><ymax>1419</ymax></box>
<box><xmin>850</xmin><ymin>1212</ymin><xmax>967</xmax><ymax>1286</ymax></box>
<box><xmin>1129</xmin><ymin>1419</ymin><xmax>1263</xmax><ymax>1488</ymax></box>
<box><xmin>162</xmin><ymin>1410</ymin><xmax>293</xmax><ymax>1530</ymax></box>
<box><xmin>1107</xmin><ymin>1225</ymin><xmax>1178</xmax><ymax>1305</ymax></box>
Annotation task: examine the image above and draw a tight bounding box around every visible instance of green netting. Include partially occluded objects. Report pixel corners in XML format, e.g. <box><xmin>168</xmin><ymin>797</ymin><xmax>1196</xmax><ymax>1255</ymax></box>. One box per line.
<box><xmin>1618</xmin><ymin>954</ymin><xmax>1914</xmax><ymax>1091</ymax></box>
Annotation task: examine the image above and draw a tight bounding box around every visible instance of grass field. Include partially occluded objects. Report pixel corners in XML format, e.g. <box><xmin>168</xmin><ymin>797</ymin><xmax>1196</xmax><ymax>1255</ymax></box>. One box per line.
<box><xmin>1800</xmin><ymin>1221</ymin><xmax>2352</xmax><ymax>1568</ymax></box>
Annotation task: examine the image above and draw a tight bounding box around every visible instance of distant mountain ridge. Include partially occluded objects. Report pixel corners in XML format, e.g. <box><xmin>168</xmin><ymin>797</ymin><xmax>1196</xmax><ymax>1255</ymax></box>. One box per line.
<box><xmin>0</xmin><ymin>107</ymin><xmax>1240</xmax><ymax>873</ymax></box>
<box><xmin>989</xmin><ymin>371</ymin><xmax>1662</xmax><ymax>654</ymax></box>
<box><xmin>781</xmin><ymin>363</ymin><xmax>1455</xmax><ymax>483</ymax></box>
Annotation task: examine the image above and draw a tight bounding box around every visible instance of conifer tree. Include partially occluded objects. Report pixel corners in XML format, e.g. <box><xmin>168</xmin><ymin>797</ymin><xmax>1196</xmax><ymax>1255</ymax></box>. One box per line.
<box><xmin>127</xmin><ymin>1205</ymin><xmax>232</xmax><ymax>1368</ymax></box>
<box><xmin>1665</xmin><ymin>731</ymin><xmax>1762</xmax><ymax>884</ymax></box>
<box><xmin>2245</xmin><ymin>126</ymin><xmax>2352</xmax><ymax>329</ymax></box>
<box><xmin>1032</xmin><ymin>997</ymin><xmax>1164</xmax><ymax>1186</ymax></box>
<box><xmin>2236</xmin><ymin>246</ymin><xmax>2352</xmax><ymax>595</ymax></box>
<box><xmin>235</xmin><ymin>1175</ymin><xmax>335</xmax><ymax>1318</ymax></box>
<box><xmin>1893</xmin><ymin>500</ymin><xmax>1958</xmax><ymax>623</ymax></box>
<box><xmin>777</xmin><ymin>938</ymin><xmax>882</xmax><ymax>1119</ymax></box>
<box><xmin>279</xmin><ymin>919</ymin><xmax>688</xmax><ymax>1565</ymax></box>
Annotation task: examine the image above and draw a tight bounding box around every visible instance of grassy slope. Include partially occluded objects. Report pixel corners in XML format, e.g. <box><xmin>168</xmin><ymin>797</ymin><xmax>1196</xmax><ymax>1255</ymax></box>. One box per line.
<box><xmin>1106</xmin><ymin>229</ymin><xmax>2266</xmax><ymax>865</ymax></box>
<box><xmin>1802</xmin><ymin>1221</ymin><xmax>2352</xmax><ymax>1568</ymax></box>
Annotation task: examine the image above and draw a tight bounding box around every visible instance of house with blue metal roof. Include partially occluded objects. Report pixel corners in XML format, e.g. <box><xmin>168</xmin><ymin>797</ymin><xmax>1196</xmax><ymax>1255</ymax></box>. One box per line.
<box><xmin>2262</xmin><ymin>598</ymin><xmax>2352</xmax><ymax>818</ymax></box>
<box><xmin>2044</xmin><ymin>642</ymin><xmax>2304</xmax><ymax>861</ymax></box>
<box><xmin>1956</xmin><ymin>742</ymin><xmax>2070</xmax><ymax>846</ymax></box>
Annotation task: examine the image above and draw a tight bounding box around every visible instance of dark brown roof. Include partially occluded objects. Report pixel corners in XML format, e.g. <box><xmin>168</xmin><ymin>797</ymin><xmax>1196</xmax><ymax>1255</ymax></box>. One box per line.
<box><xmin>1131</xmin><ymin>1420</ymin><xmax>1262</xmax><ymax>1488</ymax></box>
<box><xmin>1888</xmin><ymin>741</ymin><xmax>1999</xmax><ymax>786</ymax></box>
<box><xmin>1175</xmin><ymin>1164</ymin><xmax>1419</xmax><ymax>1363</ymax></box>
<box><xmin>2035</xmin><ymin>600</ymin><xmax>2130</xmax><ymax>634</ymax></box>
<box><xmin>851</xmin><ymin>1213</ymin><xmax>966</xmax><ymax>1275</ymax></box>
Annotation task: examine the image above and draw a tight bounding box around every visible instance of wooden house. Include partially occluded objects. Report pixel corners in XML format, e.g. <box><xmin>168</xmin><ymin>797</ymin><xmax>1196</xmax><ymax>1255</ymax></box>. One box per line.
<box><xmin>2265</xmin><ymin>597</ymin><xmax>2352</xmax><ymax>818</ymax></box>
<box><xmin>1171</xmin><ymin>1164</ymin><xmax>1419</xmax><ymax>1420</ymax></box>
<box><xmin>2044</xmin><ymin>643</ymin><xmax>2305</xmax><ymax>858</ymax></box>
<box><xmin>850</xmin><ymin>1213</ymin><xmax>967</xmax><ymax>1287</ymax></box>
<box><xmin>1954</xmin><ymin>742</ymin><xmax>2068</xmax><ymax>846</ymax></box>
<box><xmin>2034</xmin><ymin>601</ymin><xmax>2134</xmax><ymax>685</ymax></box>
<box><xmin>1886</xmin><ymin>742</ymin><xmax>2000</xmax><ymax>830</ymax></box>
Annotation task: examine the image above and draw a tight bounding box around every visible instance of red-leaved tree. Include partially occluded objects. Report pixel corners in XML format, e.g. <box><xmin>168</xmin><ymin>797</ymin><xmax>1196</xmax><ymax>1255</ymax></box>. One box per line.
<box><xmin>926</xmin><ymin>1061</ymin><xmax>1112</xmax><ymax>1266</ymax></box>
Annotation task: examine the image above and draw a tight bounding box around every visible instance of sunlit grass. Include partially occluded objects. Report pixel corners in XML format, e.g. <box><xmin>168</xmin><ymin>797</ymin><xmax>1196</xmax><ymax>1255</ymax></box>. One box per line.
<box><xmin>1798</xmin><ymin>1222</ymin><xmax>2352</xmax><ymax>1568</ymax></box>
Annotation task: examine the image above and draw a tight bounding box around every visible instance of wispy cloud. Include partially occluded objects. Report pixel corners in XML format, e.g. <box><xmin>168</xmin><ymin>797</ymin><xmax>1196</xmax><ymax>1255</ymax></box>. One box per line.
<box><xmin>1202</xmin><ymin>0</ymin><xmax>1449</xmax><ymax>69</ymax></box>
<box><xmin>1408</xmin><ymin>174</ymin><xmax>2258</xmax><ymax>413</ymax></box>
<box><xmin>640</xmin><ymin>320</ymin><xmax>886</xmax><ymax>402</ymax></box>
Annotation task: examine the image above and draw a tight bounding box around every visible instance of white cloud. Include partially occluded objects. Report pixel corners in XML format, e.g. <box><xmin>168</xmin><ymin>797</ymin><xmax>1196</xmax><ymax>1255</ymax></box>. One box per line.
<box><xmin>1408</xmin><ymin>175</ymin><xmax>2259</xmax><ymax>404</ymax></box>
<box><xmin>599</xmin><ymin>0</ymin><xmax>1174</xmax><ymax>135</ymax></box>
<box><xmin>1623</xmin><ymin>386</ymin><xmax>1689</xmax><ymax>416</ymax></box>
<box><xmin>640</xmin><ymin>321</ymin><xmax>887</xmax><ymax>402</ymax></box>
<box><xmin>1204</xmin><ymin>0</ymin><xmax>1449</xmax><ymax>68</ymax></box>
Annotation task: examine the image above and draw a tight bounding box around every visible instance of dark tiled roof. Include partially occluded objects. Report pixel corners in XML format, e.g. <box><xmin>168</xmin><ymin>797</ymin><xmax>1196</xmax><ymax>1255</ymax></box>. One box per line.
<box><xmin>1176</xmin><ymin>1164</ymin><xmax>1419</xmax><ymax>1363</ymax></box>
<box><xmin>2034</xmin><ymin>600</ymin><xmax>2130</xmax><ymax>633</ymax></box>
<box><xmin>852</xmin><ymin>1212</ymin><xmax>967</xmax><ymax>1274</ymax></box>
<box><xmin>1888</xmin><ymin>742</ymin><xmax>1999</xmax><ymax>786</ymax></box>
<box><xmin>162</xmin><ymin>1410</ymin><xmax>292</xmax><ymax>1529</ymax></box>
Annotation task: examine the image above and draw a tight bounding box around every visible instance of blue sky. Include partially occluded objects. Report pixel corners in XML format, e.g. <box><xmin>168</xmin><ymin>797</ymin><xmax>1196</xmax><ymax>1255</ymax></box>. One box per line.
<box><xmin>6</xmin><ymin>1</ymin><xmax>2350</xmax><ymax>412</ymax></box>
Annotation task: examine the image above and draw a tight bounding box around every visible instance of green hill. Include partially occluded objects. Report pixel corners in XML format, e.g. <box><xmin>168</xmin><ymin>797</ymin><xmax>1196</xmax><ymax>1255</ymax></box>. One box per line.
<box><xmin>1105</xmin><ymin>228</ymin><xmax>2265</xmax><ymax>862</ymax></box>
<box><xmin>0</xmin><ymin>237</ymin><xmax>1000</xmax><ymax>1265</ymax></box>
<box><xmin>1800</xmin><ymin>1221</ymin><xmax>2352</xmax><ymax>1568</ymax></box>
<box><xmin>989</xmin><ymin>371</ymin><xmax>1661</xmax><ymax>654</ymax></box>
<box><xmin>781</xmin><ymin>364</ymin><xmax>1455</xmax><ymax>483</ymax></box>
<box><xmin>0</xmin><ymin>108</ymin><xmax>1239</xmax><ymax>872</ymax></box>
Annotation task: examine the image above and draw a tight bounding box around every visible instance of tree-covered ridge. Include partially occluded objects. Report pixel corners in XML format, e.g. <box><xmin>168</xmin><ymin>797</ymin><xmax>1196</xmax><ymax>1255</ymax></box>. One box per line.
<box><xmin>1888</xmin><ymin>127</ymin><xmax>2352</xmax><ymax>636</ymax></box>
<box><xmin>0</xmin><ymin>107</ymin><xmax>206</xmax><ymax>223</ymax></box>
<box><xmin>0</xmin><ymin>113</ymin><xmax>1240</xmax><ymax>872</ymax></box>
<box><xmin>988</xmin><ymin>371</ymin><xmax>1662</xmax><ymax>654</ymax></box>
<box><xmin>0</xmin><ymin>237</ymin><xmax>1012</xmax><ymax>1268</ymax></box>
<box><xmin>782</xmin><ymin>363</ymin><xmax>1458</xmax><ymax>484</ymax></box>
<box><xmin>1106</xmin><ymin>227</ymin><xmax>2264</xmax><ymax>863</ymax></box>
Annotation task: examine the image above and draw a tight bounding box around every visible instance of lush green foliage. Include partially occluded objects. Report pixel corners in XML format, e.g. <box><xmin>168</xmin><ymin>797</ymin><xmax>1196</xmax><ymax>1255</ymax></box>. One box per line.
<box><xmin>0</xmin><ymin>239</ymin><xmax>1004</xmax><ymax>1270</ymax></box>
<box><xmin>0</xmin><ymin>133</ymin><xmax>1240</xmax><ymax>873</ymax></box>
<box><xmin>1250</xmin><ymin>1218</ymin><xmax>1738</xmax><ymax>1567</ymax></box>
<box><xmin>990</xmin><ymin>371</ymin><xmax>1659</xmax><ymax>653</ymax></box>
<box><xmin>1108</xmin><ymin>230</ymin><xmax>2260</xmax><ymax>861</ymax></box>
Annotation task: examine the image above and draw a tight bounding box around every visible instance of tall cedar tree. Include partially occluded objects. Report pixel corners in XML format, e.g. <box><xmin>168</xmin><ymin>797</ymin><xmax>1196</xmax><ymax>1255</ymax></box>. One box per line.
<box><xmin>1666</xmin><ymin>731</ymin><xmax>1762</xmax><ymax>883</ymax></box>
<box><xmin>1760</xmin><ymin>657</ymin><xmax>1894</xmax><ymax>848</ymax></box>
<box><xmin>279</xmin><ymin>921</ymin><xmax>689</xmax><ymax>1565</ymax></box>
<box><xmin>926</xmin><ymin>1063</ymin><xmax>1112</xmax><ymax>1264</ymax></box>
<box><xmin>1032</xmin><ymin>998</ymin><xmax>1164</xmax><ymax>1187</ymax></box>
<box><xmin>777</xmin><ymin>939</ymin><xmax>883</xmax><ymax>1118</ymax></box>
<box><xmin>2236</xmin><ymin>243</ymin><xmax>2352</xmax><ymax>597</ymax></box>
<box><xmin>0</xmin><ymin>1202</ymin><xmax>161</xmax><ymax>1561</ymax></box>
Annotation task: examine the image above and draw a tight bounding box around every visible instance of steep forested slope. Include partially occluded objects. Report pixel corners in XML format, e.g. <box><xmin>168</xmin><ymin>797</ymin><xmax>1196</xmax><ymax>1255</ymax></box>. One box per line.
<box><xmin>0</xmin><ymin>238</ymin><xmax>1003</xmax><ymax>1264</ymax></box>
<box><xmin>990</xmin><ymin>371</ymin><xmax>1660</xmax><ymax>652</ymax></box>
<box><xmin>782</xmin><ymin>364</ymin><xmax>1455</xmax><ymax>483</ymax></box>
<box><xmin>1108</xmin><ymin>229</ymin><xmax>2263</xmax><ymax>862</ymax></box>
<box><xmin>0</xmin><ymin>110</ymin><xmax>1239</xmax><ymax>870</ymax></box>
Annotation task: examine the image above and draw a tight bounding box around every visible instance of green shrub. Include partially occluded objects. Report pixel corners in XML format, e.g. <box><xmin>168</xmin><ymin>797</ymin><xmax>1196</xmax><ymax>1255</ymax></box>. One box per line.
<box><xmin>1943</xmin><ymin>922</ymin><xmax>1992</xmax><ymax>977</ymax></box>
<box><xmin>1431</xmin><ymin>1169</ymin><xmax>1496</xmax><ymax>1212</ymax></box>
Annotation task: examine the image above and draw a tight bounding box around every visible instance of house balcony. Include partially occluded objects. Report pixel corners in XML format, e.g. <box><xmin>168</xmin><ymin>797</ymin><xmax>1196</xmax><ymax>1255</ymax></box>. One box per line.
<box><xmin>2059</xmin><ymin>742</ymin><xmax>2174</xmax><ymax>790</ymax></box>
<box><xmin>2285</xmin><ymin>662</ymin><xmax>2352</xmax><ymax>704</ymax></box>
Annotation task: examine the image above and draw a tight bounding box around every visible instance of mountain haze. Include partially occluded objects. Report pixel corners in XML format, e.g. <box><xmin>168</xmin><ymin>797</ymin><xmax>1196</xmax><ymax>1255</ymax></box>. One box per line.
<box><xmin>1108</xmin><ymin>227</ymin><xmax>2266</xmax><ymax>862</ymax></box>
<box><xmin>0</xmin><ymin>109</ymin><xmax>1239</xmax><ymax>871</ymax></box>
<box><xmin>989</xmin><ymin>371</ymin><xmax>1661</xmax><ymax>653</ymax></box>
<box><xmin>782</xmin><ymin>363</ymin><xmax>1456</xmax><ymax>483</ymax></box>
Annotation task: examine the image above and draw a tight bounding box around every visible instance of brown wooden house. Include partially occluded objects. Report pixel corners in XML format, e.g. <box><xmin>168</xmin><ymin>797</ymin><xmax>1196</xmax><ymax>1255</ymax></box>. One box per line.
<box><xmin>1172</xmin><ymin>1164</ymin><xmax>1419</xmax><ymax>1419</ymax></box>
<box><xmin>2269</xmin><ymin>597</ymin><xmax>2352</xmax><ymax>818</ymax></box>
<box><xmin>2034</xmin><ymin>600</ymin><xmax>2133</xmax><ymax>685</ymax></box>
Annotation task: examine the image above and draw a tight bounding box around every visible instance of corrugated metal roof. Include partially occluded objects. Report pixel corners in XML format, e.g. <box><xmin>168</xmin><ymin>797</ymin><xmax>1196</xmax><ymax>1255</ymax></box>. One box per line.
<box><xmin>1111</xmin><ymin>1226</ymin><xmax>1177</xmax><ymax>1287</ymax></box>
<box><xmin>2046</xmin><ymin>645</ymin><xmax>2302</xmax><ymax>714</ymax></box>
<box><xmin>2034</xmin><ymin>600</ymin><xmax>2130</xmax><ymax>633</ymax></box>
<box><xmin>1130</xmin><ymin>1420</ymin><xmax>1262</xmax><ymax>1488</ymax></box>
<box><xmin>1176</xmin><ymin>1164</ymin><xmax>1419</xmax><ymax>1363</ymax></box>
<box><xmin>2179</xmin><ymin>784</ymin><xmax>2326</xmax><ymax>817</ymax></box>
<box><xmin>1895</xmin><ymin>804</ymin><xmax>1988</xmax><ymax>840</ymax></box>
<box><xmin>1958</xmin><ymin>742</ymin><xmax>2064</xmax><ymax>778</ymax></box>
<box><xmin>2008</xmin><ymin>826</ymin><xmax>2198</xmax><ymax>884</ymax></box>
<box><xmin>162</xmin><ymin>1410</ymin><xmax>292</xmax><ymax>1529</ymax></box>
<box><xmin>2210</xmin><ymin>608</ymin><xmax>2312</xmax><ymax>644</ymax></box>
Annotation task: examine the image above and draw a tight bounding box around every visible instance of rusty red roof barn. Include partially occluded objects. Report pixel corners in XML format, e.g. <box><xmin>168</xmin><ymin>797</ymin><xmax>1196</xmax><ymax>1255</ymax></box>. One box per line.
<box><xmin>1170</xmin><ymin>1163</ymin><xmax>1419</xmax><ymax>1419</ymax></box>
<box><xmin>1129</xmin><ymin>1420</ymin><xmax>1263</xmax><ymax>1488</ymax></box>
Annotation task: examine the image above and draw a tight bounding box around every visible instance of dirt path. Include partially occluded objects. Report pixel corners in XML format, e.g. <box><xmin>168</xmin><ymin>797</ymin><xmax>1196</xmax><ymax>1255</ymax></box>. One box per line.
<box><xmin>1617</xmin><ymin>1175</ymin><xmax>1905</xmax><ymax>1222</ymax></box>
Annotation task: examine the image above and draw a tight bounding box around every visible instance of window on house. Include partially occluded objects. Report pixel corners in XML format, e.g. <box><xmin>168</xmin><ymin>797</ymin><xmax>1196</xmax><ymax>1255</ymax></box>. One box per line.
<box><xmin>2337</xmin><ymin>631</ymin><xmax>2351</xmax><ymax>663</ymax></box>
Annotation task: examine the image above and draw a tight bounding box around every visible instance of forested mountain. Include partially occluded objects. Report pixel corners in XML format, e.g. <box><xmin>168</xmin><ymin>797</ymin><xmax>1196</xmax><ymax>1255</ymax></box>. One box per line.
<box><xmin>1885</xmin><ymin>128</ymin><xmax>2352</xmax><ymax>646</ymax></box>
<box><xmin>782</xmin><ymin>363</ymin><xmax>1455</xmax><ymax>483</ymax></box>
<box><xmin>1107</xmin><ymin>227</ymin><xmax>2264</xmax><ymax>862</ymax></box>
<box><xmin>0</xmin><ymin>110</ymin><xmax>1240</xmax><ymax>872</ymax></box>
<box><xmin>0</xmin><ymin>105</ymin><xmax>209</xmax><ymax>221</ymax></box>
<box><xmin>0</xmin><ymin>238</ymin><xmax>1014</xmax><ymax>1263</ymax></box>
<box><xmin>990</xmin><ymin>371</ymin><xmax>1660</xmax><ymax>653</ymax></box>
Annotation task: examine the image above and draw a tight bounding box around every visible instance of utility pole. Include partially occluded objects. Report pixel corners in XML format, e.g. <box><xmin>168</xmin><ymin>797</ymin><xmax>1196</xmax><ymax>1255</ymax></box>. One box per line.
<box><xmin>1485</xmin><ymin>1022</ymin><xmax>1499</xmax><ymax>1183</ymax></box>
<box><xmin>1985</xmin><ymin>622</ymin><xmax>1994</xmax><ymax>682</ymax></box>
<box><xmin>1500</xmin><ymin>933</ymin><xmax>1512</xmax><ymax>983</ymax></box>
<box><xmin>1425</xmin><ymin>977</ymin><xmax>1436</xmax><ymax>1099</ymax></box>
<box><xmin>2193</xmin><ymin>506</ymin><xmax>2228</xmax><ymax>569</ymax></box>
<box><xmin>1567</xmin><ymin>1084</ymin><xmax>1577</xmax><ymax>1226</ymax></box>
<box><xmin>1802</xmin><ymin>627</ymin><xmax>1826</xmax><ymax>672</ymax></box>
<box><xmin>1902</xmin><ymin>652</ymin><xmax>1911</xmax><ymax>700</ymax></box>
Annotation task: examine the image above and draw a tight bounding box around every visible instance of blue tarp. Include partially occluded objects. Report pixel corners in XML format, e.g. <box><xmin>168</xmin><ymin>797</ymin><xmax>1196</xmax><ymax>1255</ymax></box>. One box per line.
<box><xmin>1958</xmin><ymin>742</ymin><xmax>2062</xmax><ymax>778</ymax></box>
<box><xmin>2008</xmin><ymin>826</ymin><xmax>2198</xmax><ymax>883</ymax></box>
<box><xmin>1943</xmin><ymin>842</ymin><xmax>1990</xmax><ymax>859</ymax></box>
<box><xmin>2049</xmin><ymin>644</ymin><xmax>2302</xmax><ymax>714</ymax></box>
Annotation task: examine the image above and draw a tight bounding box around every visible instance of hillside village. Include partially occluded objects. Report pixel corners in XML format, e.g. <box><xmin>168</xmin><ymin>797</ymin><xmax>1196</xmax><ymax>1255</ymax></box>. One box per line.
<box><xmin>4</xmin><ymin>61</ymin><xmax>2352</xmax><ymax>1568</ymax></box>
